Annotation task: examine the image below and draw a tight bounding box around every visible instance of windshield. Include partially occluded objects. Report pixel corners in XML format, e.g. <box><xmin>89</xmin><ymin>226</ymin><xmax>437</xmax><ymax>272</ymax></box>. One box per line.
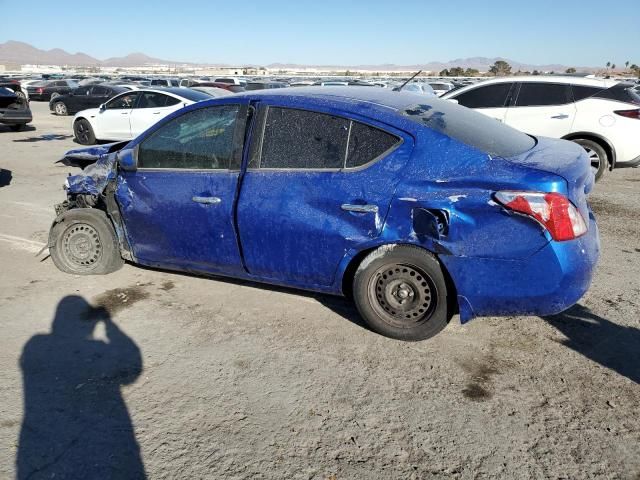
<box><xmin>402</xmin><ymin>101</ymin><xmax>536</xmax><ymax>157</ymax></box>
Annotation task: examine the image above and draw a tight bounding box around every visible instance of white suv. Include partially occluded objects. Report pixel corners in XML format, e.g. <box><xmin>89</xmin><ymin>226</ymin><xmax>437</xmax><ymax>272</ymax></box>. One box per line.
<box><xmin>442</xmin><ymin>76</ymin><xmax>640</xmax><ymax>180</ymax></box>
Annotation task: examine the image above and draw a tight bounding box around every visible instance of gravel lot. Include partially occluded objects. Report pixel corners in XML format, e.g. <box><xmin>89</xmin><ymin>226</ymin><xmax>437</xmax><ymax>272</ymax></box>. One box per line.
<box><xmin>1</xmin><ymin>101</ymin><xmax>639</xmax><ymax>480</ymax></box>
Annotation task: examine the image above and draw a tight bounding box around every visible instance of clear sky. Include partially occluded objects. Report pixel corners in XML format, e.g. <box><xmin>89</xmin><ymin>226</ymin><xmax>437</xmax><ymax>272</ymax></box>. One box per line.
<box><xmin>0</xmin><ymin>0</ymin><xmax>637</xmax><ymax>67</ymax></box>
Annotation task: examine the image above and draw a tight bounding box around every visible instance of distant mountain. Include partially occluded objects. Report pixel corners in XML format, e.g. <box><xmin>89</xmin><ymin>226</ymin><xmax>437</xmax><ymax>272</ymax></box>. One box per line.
<box><xmin>0</xmin><ymin>41</ymin><xmax>595</xmax><ymax>72</ymax></box>
<box><xmin>0</xmin><ymin>41</ymin><xmax>187</xmax><ymax>67</ymax></box>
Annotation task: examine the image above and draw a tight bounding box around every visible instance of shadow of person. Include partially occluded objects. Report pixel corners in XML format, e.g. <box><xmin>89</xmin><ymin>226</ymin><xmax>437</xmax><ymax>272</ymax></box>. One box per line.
<box><xmin>17</xmin><ymin>295</ymin><xmax>146</xmax><ymax>479</ymax></box>
<box><xmin>543</xmin><ymin>304</ymin><xmax>640</xmax><ymax>385</ymax></box>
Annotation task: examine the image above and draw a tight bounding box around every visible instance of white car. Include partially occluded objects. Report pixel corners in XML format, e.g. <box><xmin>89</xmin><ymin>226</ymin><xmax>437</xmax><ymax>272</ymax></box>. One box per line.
<box><xmin>72</xmin><ymin>88</ymin><xmax>211</xmax><ymax>145</ymax></box>
<box><xmin>428</xmin><ymin>81</ymin><xmax>454</xmax><ymax>96</ymax></box>
<box><xmin>442</xmin><ymin>76</ymin><xmax>640</xmax><ymax>180</ymax></box>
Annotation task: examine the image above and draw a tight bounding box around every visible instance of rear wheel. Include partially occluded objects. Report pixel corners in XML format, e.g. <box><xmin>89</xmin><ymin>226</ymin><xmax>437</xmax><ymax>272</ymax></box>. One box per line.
<box><xmin>49</xmin><ymin>209</ymin><xmax>124</xmax><ymax>275</ymax></box>
<box><xmin>353</xmin><ymin>245</ymin><xmax>451</xmax><ymax>341</ymax></box>
<box><xmin>573</xmin><ymin>139</ymin><xmax>607</xmax><ymax>182</ymax></box>
<box><xmin>53</xmin><ymin>101</ymin><xmax>68</xmax><ymax>116</ymax></box>
<box><xmin>74</xmin><ymin>118</ymin><xmax>96</xmax><ymax>145</ymax></box>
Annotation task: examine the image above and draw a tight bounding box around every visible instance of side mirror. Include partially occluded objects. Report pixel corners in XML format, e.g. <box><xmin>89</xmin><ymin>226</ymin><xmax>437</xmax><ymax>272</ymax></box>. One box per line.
<box><xmin>117</xmin><ymin>147</ymin><xmax>138</xmax><ymax>171</ymax></box>
<box><xmin>99</xmin><ymin>103</ymin><xmax>106</xmax><ymax>112</ymax></box>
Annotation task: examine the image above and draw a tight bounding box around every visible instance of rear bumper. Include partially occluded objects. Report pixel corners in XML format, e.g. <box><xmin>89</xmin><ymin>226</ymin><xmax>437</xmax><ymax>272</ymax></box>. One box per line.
<box><xmin>442</xmin><ymin>211</ymin><xmax>600</xmax><ymax>322</ymax></box>
<box><xmin>0</xmin><ymin>109</ymin><xmax>32</xmax><ymax>125</ymax></box>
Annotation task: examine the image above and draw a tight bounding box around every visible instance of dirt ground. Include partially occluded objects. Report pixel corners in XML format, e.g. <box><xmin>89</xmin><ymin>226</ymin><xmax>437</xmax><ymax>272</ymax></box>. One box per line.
<box><xmin>1</xmin><ymin>101</ymin><xmax>639</xmax><ymax>480</ymax></box>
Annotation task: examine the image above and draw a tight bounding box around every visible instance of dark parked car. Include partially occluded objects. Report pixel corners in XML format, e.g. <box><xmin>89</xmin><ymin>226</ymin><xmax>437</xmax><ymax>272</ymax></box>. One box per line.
<box><xmin>49</xmin><ymin>85</ymin><xmax>129</xmax><ymax>116</ymax></box>
<box><xmin>27</xmin><ymin>79</ymin><xmax>79</xmax><ymax>101</ymax></box>
<box><xmin>0</xmin><ymin>84</ymin><xmax>32</xmax><ymax>131</ymax></box>
<box><xmin>49</xmin><ymin>87</ymin><xmax>599</xmax><ymax>341</ymax></box>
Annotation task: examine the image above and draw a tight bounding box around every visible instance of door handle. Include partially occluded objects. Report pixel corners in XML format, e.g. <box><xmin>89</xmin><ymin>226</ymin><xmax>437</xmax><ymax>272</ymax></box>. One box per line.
<box><xmin>551</xmin><ymin>114</ymin><xmax>569</xmax><ymax>119</ymax></box>
<box><xmin>192</xmin><ymin>196</ymin><xmax>221</xmax><ymax>205</ymax></box>
<box><xmin>341</xmin><ymin>204</ymin><xmax>378</xmax><ymax>214</ymax></box>
<box><xmin>152</xmin><ymin>111</ymin><xmax>161</xmax><ymax>114</ymax></box>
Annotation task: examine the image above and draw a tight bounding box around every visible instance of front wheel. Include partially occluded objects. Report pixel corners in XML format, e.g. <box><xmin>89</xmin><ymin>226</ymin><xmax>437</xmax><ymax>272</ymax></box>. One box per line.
<box><xmin>353</xmin><ymin>245</ymin><xmax>451</xmax><ymax>341</ymax></box>
<box><xmin>74</xmin><ymin>118</ymin><xmax>96</xmax><ymax>145</ymax></box>
<box><xmin>53</xmin><ymin>101</ymin><xmax>68</xmax><ymax>116</ymax></box>
<box><xmin>49</xmin><ymin>209</ymin><xmax>124</xmax><ymax>275</ymax></box>
<box><xmin>573</xmin><ymin>139</ymin><xmax>608</xmax><ymax>182</ymax></box>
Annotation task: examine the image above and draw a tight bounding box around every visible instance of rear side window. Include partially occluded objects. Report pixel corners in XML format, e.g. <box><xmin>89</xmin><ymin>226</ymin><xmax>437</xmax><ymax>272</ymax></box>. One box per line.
<box><xmin>260</xmin><ymin>108</ymin><xmax>349</xmax><ymax>169</ymax></box>
<box><xmin>515</xmin><ymin>83</ymin><xmax>572</xmax><ymax>107</ymax></box>
<box><xmin>91</xmin><ymin>86</ymin><xmax>108</xmax><ymax>96</ymax></box>
<box><xmin>402</xmin><ymin>101</ymin><xmax>536</xmax><ymax>158</ymax></box>
<box><xmin>454</xmin><ymin>83</ymin><xmax>513</xmax><ymax>108</ymax></box>
<box><xmin>346</xmin><ymin>122</ymin><xmax>400</xmax><ymax>168</ymax></box>
<box><xmin>138</xmin><ymin>105</ymin><xmax>240</xmax><ymax>169</ymax></box>
<box><xmin>571</xmin><ymin>85</ymin><xmax>603</xmax><ymax>101</ymax></box>
<box><xmin>594</xmin><ymin>84</ymin><xmax>640</xmax><ymax>105</ymax></box>
<box><xmin>252</xmin><ymin>107</ymin><xmax>401</xmax><ymax>169</ymax></box>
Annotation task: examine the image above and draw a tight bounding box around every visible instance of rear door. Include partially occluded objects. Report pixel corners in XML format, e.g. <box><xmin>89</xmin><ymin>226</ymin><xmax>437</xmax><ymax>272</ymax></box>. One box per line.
<box><xmin>451</xmin><ymin>82</ymin><xmax>514</xmax><ymax>123</ymax></box>
<box><xmin>129</xmin><ymin>92</ymin><xmax>185</xmax><ymax>137</ymax></box>
<box><xmin>117</xmin><ymin>103</ymin><xmax>248</xmax><ymax>274</ymax></box>
<box><xmin>504</xmin><ymin>82</ymin><xmax>576</xmax><ymax>137</ymax></box>
<box><xmin>95</xmin><ymin>91</ymin><xmax>139</xmax><ymax>140</ymax></box>
<box><xmin>236</xmin><ymin>103</ymin><xmax>411</xmax><ymax>287</ymax></box>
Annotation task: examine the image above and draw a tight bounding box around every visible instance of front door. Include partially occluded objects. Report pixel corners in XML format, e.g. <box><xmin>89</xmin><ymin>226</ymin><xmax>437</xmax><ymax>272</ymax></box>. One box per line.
<box><xmin>236</xmin><ymin>104</ymin><xmax>412</xmax><ymax>287</ymax></box>
<box><xmin>96</xmin><ymin>91</ymin><xmax>138</xmax><ymax>140</ymax></box>
<box><xmin>117</xmin><ymin>103</ymin><xmax>247</xmax><ymax>275</ymax></box>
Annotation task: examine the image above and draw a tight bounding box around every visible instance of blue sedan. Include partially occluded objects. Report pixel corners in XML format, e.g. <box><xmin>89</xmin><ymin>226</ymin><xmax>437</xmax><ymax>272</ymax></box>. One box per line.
<box><xmin>49</xmin><ymin>87</ymin><xmax>599</xmax><ymax>341</ymax></box>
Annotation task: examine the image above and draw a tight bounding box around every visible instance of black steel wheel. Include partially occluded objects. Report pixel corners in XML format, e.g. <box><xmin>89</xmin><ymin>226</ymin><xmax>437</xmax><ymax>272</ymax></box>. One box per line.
<box><xmin>50</xmin><ymin>209</ymin><xmax>124</xmax><ymax>275</ymax></box>
<box><xmin>353</xmin><ymin>245</ymin><xmax>451</xmax><ymax>341</ymax></box>
<box><xmin>73</xmin><ymin>119</ymin><xmax>96</xmax><ymax>145</ymax></box>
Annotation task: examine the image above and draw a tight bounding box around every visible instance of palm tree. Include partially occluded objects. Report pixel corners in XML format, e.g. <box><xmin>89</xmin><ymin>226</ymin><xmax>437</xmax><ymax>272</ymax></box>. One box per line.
<box><xmin>606</xmin><ymin>61</ymin><xmax>611</xmax><ymax>70</ymax></box>
<box><xmin>625</xmin><ymin>60</ymin><xmax>630</xmax><ymax>70</ymax></box>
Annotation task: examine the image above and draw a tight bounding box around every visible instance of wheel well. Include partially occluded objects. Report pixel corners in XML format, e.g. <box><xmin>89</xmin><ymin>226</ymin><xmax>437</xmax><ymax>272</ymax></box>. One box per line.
<box><xmin>563</xmin><ymin>133</ymin><xmax>615</xmax><ymax>168</ymax></box>
<box><xmin>340</xmin><ymin>243</ymin><xmax>459</xmax><ymax>316</ymax></box>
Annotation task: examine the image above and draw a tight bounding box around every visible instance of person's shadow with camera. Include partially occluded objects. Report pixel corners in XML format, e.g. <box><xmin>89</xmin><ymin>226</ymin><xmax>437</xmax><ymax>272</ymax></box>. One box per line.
<box><xmin>17</xmin><ymin>295</ymin><xmax>146</xmax><ymax>479</ymax></box>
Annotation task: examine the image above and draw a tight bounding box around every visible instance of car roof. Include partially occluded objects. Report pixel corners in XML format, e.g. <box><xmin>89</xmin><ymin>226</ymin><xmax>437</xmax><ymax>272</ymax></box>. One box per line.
<box><xmin>461</xmin><ymin>75</ymin><xmax>618</xmax><ymax>87</ymax></box>
<box><xmin>231</xmin><ymin>86</ymin><xmax>441</xmax><ymax>112</ymax></box>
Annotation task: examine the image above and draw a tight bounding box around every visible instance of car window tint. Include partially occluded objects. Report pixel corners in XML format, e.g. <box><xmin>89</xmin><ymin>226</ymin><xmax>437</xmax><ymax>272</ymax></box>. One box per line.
<box><xmin>138</xmin><ymin>92</ymin><xmax>168</xmax><ymax>108</ymax></box>
<box><xmin>75</xmin><ymin>86</ymin><xmax>90</xmax><ymax>95</ymax></box>
<box><xmin>571</xmin><ymin>85</ymin><xmax>603</xmax><ymax>102</ymax></box>
<box><xmin>259</xmin><ymin>107</ymin><xmax>349</xmax><ymax>169</ymax></box>
<box><xmin>164</xmin><ymin>95</ymin><xmax>181</xmax><ymax>106</ymax></box>
<box><xmin>455</xmin><ymin>83</ymin><xmax>513</xmax><ymax>108</ymax></box>
<box><xmin>594</xmin><ymin>84</ymin><xmax>640</xmax><ymax>105</ymax></box>
<box><xmin>402</xmin><ymin>101</ymin><xmax>535</xmax><ymax>158</ymax></box>
<box><xmin>138</xmin><ymin>105</ymin><xmax>240</xmax><ymax>169</ymax></box>
<box><xmin>346</xmin><ymin>122</ymin><xmax>400</xmax><ymax>168</ymax></box>
<box><xmin>91</xmin><ymin>86</ymin><xmax>108</xmax><ymax>96</ymax></box>
<box><xmin>106</xmin><ymin>93</ymin><xmax>138</xmax><ymax>109</ymax></box>
<box><xmin>515</xmin><ymin>83</ymin><xmax>572</xmax><ymax>107</ymax></box>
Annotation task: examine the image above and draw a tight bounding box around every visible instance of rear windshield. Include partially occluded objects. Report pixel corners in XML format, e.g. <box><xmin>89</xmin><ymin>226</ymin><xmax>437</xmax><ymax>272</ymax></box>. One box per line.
<box><xmin>174</xmin><ymin>89</ymin><xmax>212</xmax><ymax>102</ymax></box>
<box><xmin>401</xmin><ymin>101</ymin><xmax>536</xmax><ymax>157</ymax></box>
<box><xmin>594</xmin><ymin>83</ymin><xmax>640</xmax><ymax>105</ymax></box>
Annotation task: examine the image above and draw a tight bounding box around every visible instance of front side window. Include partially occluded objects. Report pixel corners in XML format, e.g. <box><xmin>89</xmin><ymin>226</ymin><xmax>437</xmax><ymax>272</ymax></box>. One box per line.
<box><xmin>252</xmin><ymin>107</ymin><xmax>401</xmax><ymax>170</ymax></box>
<box><xmin>455</xmin><ymin>83</ymin><xmax>513</xmax><ymax>109</ymax></box>
<box><xmin>138</xmin><ymin>105</ymin><xmax>240</xmax><ymax>169</ymax></box>
<box><xmin>515</xmin><ymin>83</ymin><xmax>572</xmax><ymax>107</ymax></box>
<box><xmin>106</xmin><ymin>92</ymin><xmax>139</xmax><ymax>110</ymax></box>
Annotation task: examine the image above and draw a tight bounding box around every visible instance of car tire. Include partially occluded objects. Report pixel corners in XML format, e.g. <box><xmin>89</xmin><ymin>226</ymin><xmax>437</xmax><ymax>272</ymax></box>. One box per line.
<box><xmin>9</xmin><ymin>124</ymin><xmax>25</xmax><ymax>132</ymax></box>
<box><xmin>573</xmin><ymin>139</ymin><xmax>607</xmax><ymax>182</ymax></box>
<box><xmin>49</xmin><ymin>209</ymin><xmax>124</xmax><ymax>275</ymax></box>
<box><xmin>353</xmin><ymin>245</ymin><xmax>451</xmax><ymax>341</ymax></box>
<box><xmin>53</xmin><ymin>101</ymin><xmax>68</xmax><ymax>116</ymax></box>
<box><xmin>74</xmin><ymin>118</ymin><xmax>96</xmax><ymax>145</ymax></box>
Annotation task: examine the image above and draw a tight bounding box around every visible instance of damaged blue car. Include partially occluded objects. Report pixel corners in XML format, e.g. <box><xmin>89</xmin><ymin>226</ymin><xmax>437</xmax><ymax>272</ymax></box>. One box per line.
<box><xmin>49</xmin><ymin>87</ymin><xmax>599</xmax><ymax>341</ymax></box>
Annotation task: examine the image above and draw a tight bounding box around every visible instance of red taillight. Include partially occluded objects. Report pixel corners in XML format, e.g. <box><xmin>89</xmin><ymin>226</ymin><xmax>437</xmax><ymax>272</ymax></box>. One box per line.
<box><xmin>37</xmin><ymin>87</ymin><xmax>43</xmax><ymax>94</ymax></box>
<box><xmin>494</xmin><ymin>191</ymin><xmax>587</xmax><ymax>241</ymax></box>
<box><xmin>614</xmin><ymin>109</ymin><xmax>640</xmax><ymax>119</ymax></box>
